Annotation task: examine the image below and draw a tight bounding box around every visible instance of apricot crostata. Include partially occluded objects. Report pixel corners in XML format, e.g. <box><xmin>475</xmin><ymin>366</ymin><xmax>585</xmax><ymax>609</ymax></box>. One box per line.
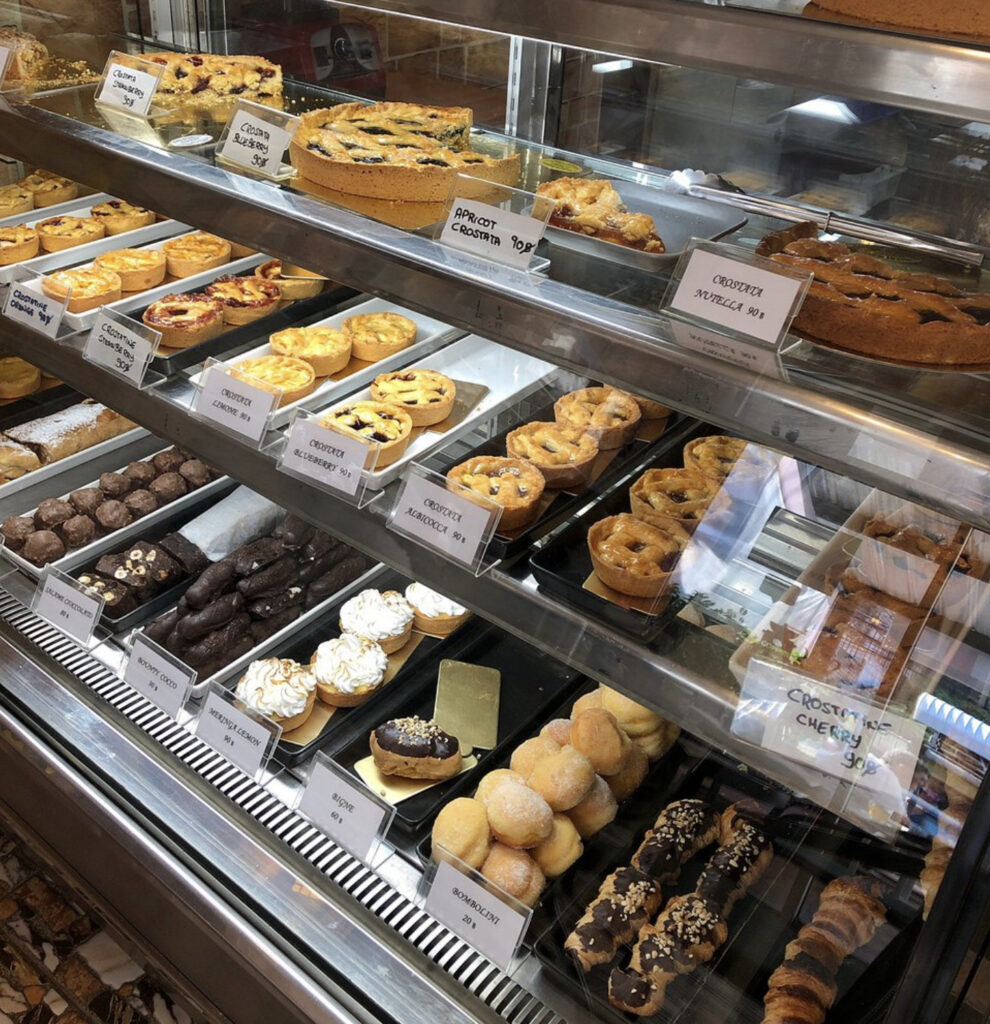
<box><xmin>537</xmin><ymin>178</ymin><xmax>665</xmax><ymax>253</ymax></box>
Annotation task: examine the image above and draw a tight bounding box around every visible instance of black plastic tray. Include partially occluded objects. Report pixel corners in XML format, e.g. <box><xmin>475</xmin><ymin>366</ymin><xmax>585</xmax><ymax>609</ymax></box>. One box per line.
<box><xmin>531</xmin><ymin>743</ymin><xmax>925</xmax><ymax>1024</ymax></box>
<box><xmin>0</xmin><ymin>384</ymin><xmax>79</xmax><ymax>432</ymax></box>
<box><xmin>528</xmin><ymin>418</ymin><xmax>704</xmax><ymax>641</ymax></box>
<box><xmin>426</xmin><ymin>394</ymin><xmax>681</xmax><ymax>561</ymax></box>
<box><xmin>327</xmin><ymin>625</ymin><xmax>585</xmax><ymax>834</ymax></box>
<box><xmin>75</xmin><ymin>480</ymin><xmax>238</xmax><ymax>634</ymax></box>
<box><xmin>145</xmin><ymin>284</ymin><xmax>359</xmax><ymax>376</ymax></box>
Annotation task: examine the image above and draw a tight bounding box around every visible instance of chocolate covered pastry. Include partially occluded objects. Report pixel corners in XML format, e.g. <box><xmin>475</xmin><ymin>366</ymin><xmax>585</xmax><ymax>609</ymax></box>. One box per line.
<box><xmin>123</xmin><ymin>460</ymin><xmax>156</xmax><ymax>486</ymax></box>
<box><xmin>278</xmin><ymin>513</ymin><xmax>315</xmax><ymax>550</ymax></box>
<box><xmin>23</xmin><ymin>530</ymin><xmax>64</xmax><ymax>565</ymax></box>
<box><xmin>184</xmin><ymin>614</ymin><xmax>252</xmax><ymax>666</ymax></box>
<box><xmin>98</xmin><ymin>472</ymin><xmax>132</xmax><ymax>497</ymax></box>
<box><xmin>185</xmin><ymin>558</ymin><xmax>237</xmax><ymax>609</ymax></box>
<box><xmin>176</xmin><ymin>591</ymin><xmax>246</xmax><ymax>640</ymax></box>
<box><xmin>95</xmin><ymin>500</ymin><xmax>132</xmax><ymax>532</ymax></box>
<box><xmin>236</xmin><ymin>554</ymin><xmax>298</xmax><ymax>599</ymax></box>
<box><xmin>1</xmin><ymin>515</ymin><xmax>34</xmax><ymax>551</ymax></box>
<box><xmin>233</xmin><ymin>537</ymin><xmax>284</xmax><ymax>576</ymax></box>
<box><xmin>247</xmin><ymin>586</ymin><xmax>304</xmax><ymax>619</ymax></box>
<box><xmin>159</xmin><ymin>532</ymin><xmax>210</xmax><ymax>575</ymax></box>
<box><xmin>60</xmin><ymin>515</ymin><xmax>96</xmax><ymax>549</ymax></box>
<box><xmin>631</xmin><ymin>800</ymin><xmax>720</xmax><ymax>880</ymax></box>
<box><xmin>305</xmin><ymin>553</ymin><xmax>368</xmax><ymax>607</ymax></box>
<box><xmin>124</xmin><ymin>490</ymin><xmax>158</xmax><ymax>517</ymax></box>
<box><xmin>34</xmin><ymin>497</ymin><xmax>73</xmax><ymax>531</ymax></box>
<box><xmin>370</xmin><ymin>716</ymin><xmax>462</xmax><ymax>780</ymax></box>
<box><xmin>69</xmin><ymin>487</ymin><xmax>104</xmax><ymax>516</ymax></box>
<box><xmin>250</xmin><ymin>606</ymin><xmax>302</xmax><ymax>642</ymax></box>
<box><xmin>77</xmin><ymin>573</ymin><xmax>136</xmax><ymax>614</ymax></box>
<box><xmin>150</xmin><ymin>471</ymin><xmax>188</xmax><ymax>504</ymax></box>
<box><xmin>179</xmin><ymin>459</ymin><xmax>212</xmax><ymax>488</ymax></box>
<box><xmin>152</xmin><ymin>448</ymin><xmax>187</xmax><ymax>474</ymax></box>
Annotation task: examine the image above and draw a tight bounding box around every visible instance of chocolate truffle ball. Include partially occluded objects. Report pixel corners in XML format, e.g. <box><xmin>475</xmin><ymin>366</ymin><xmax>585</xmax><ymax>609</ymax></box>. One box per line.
<box><xmin>152</xmin><ymin>449</ymin><xmax>186</xmax><ymax>474</ymax></box>
<box><xmin>178</xmin><ymin>459</ymin><xmax>211</xmax><ymax>488</ymax></box>
<box><xmin>34</xmin><ymin>498</ymin><xmax>74</xmax><ymax>531</ymax></box>
<box><xmin>22</xmin><ymin>530</ymin><xmax>65</xmax><ymax>566</ymax></box>
<box><xmin>123</xmin><ymin>460</ymin><xmax>156</xmax><ymax>486</ymax></box>
<box><xmin>98</xmin><ymin>472</ymin><xmax>133</xmax><ymax>498</ymax></box>
<box><xmin>1</xmin><ymin>515</ymin><xmax>34</xmax><ymax>551</ymax></box>
<box><xmin>124</xmin><ymin>489</ymin><xmax>158</xmax><ymax>517</ymax></box>
<box><xmin>60</xmin><ymin>515</ymin><xmax>96</xmax><ymax>549</ymax></box>
<box><xmin>95</xmin><ymin>500</ymin><xmax>132</xmax><ymax>531</ymax></box>
<box><xmin>69</xmin><ymin>487</ymin><xmax>104</xmax><ymax>516</ymax></box>
<box><xmin>149</xmin><ymin>471</ymin><xmax>188</xmax><ymax>504</ymax></box>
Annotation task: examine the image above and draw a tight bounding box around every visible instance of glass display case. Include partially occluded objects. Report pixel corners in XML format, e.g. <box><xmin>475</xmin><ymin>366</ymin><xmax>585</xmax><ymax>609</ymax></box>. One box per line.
<box><xmin>0</xmin><ymin>2</ymin><xmax>987</xmax><ymax>1023</ymax></box>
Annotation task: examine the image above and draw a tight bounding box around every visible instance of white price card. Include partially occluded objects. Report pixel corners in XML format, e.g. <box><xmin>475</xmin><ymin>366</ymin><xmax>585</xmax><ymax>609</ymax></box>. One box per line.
<box><xmin>2</xmin><ymin>277</ymin><xmax>67</xmax><ymax>339</ymax></box>
<box><xmin>216</xmin><ymin>100</ymin><xmax>298</xmax><ymax>178</ymax></box>
<box><xmin>733</xmin><ymin>658</ymin><xmax>926</xmax><ymax>798</ymax></box>
<box><xmin>388</xmin><ymin>468</ymin><xmax>498</xmax><ymax>569</ymax></box>
<box><xmin>440</xmin><ymin>197</ymin><xmax>546</xmax><ymax>270</ymax></box>
<box><xmin>425</xmin><ymin>858</ymin><xmax>530</xmax><ymax>971</ymax></box>
<box><xmin>123</xmin><ymin>634</ymin><xmax>195</xmax><ymax>718</ymax></box>
<box><xmin>278</xmin><ymin>415</ymin><xmax>371</xmax><ymax>498</ymax></box>
<box><xmin>669</xmin><ymin>317</ymin><xmax>784</xmax><ymax>379</ymax></box>
<box><xmin>297</xmin><ymin>755</ymin><xmax>394</xmax><ymax>862</ymax></box>
<box><xmin>83</xmin><ymin>308</ymin><xmax>158</xmax><ymax>386</ymax></box>
<box><xmin>195</xmin><ymin>688</ymin><xmax>280</xmax><ymax>778</ymax></box>
<box><xmin>0</xmin><ymin>46</ymin><xmax>12</xmax><ymax>88</ymax></box>
<box><xmin>664</xmin><ymin>240</ymin><xmax>811</xmax><ymax>347</ymax></box>
<box><xmin>31</xmin><ymin>568</ymin><xmax>102</xmax><ymax>645</ymax></box>
<box><xmin>193</xmin><ymin>361</ymin><xmax>277</xmax><ymax>445</ymax></box>
<box><xmin>95</xmin><ymin>53</ymin><xmax>162</xmax><ymax>117</ymax></box>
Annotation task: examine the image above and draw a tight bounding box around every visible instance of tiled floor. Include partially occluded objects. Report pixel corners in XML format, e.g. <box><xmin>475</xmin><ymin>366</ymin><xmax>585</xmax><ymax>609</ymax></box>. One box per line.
<box><xmin>0</xmin><ymin>830</ymin><xmax>207</xmax><ymax>1024</ymax></box>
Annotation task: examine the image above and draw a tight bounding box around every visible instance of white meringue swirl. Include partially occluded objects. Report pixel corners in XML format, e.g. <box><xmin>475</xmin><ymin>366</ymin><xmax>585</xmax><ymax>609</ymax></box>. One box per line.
<box><xmin>311</xmin><ymin>633</ymin><xmax>388</xmax><ymax>693</ymax></box>
<box><xmin>234</xmin><ymin>658</ymin><xmax>315</xmax><ymax>719</ymax></box>
<box><xmin>339</xmin><ymin>588</ymin><xmax>413</xmax><ymax>643</ymax></box>
<box><xmin>404</xmin><ymin>582</ymin><xmax>467</xmax><ymax>619</ymax></box>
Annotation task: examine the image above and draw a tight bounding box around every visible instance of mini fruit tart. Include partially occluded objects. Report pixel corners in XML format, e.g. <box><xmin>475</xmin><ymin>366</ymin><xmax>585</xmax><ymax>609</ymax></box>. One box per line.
<box><xmin>318</xmin><ymin>400</ymin><xmax>412</xmax><ymax>467</ymax></box>
<box><xmin>369</xmin><ymin>368</ymin><xmax>455</xmax><ymax>426</ymax></box>
<box><xmin>404</xmin><ymin>581</ymin><xmax>470</xmax><ymax>636</ymax></box>
<box><xmin>161</xmin><ymin>232</ymin><xmax>231</xmax><ymax>278</ymax></box>
<box><xmin>338</xmin><ymin>588</ymin><xmax>414</xmax><ymax>655</ymax></box>
<box><xmin>20</xmin><ymin>170</ymin><xmax>78</xmax><ymax>208</ymax></box>
<box><xmin>0</xmin><ymin>225</ymin><xmax>39</xmax><ymax>266</ymax></box>
<box><xmin>446</xmin><ymin>455</ymin><xmax>545</xmax><ymax>531</ymax></box>
<box><xmin>255</xmin><ymin>258</ymin><xmax>326</xmax><ymax>300</ymax></box>
<box><xmin>630</xmin><ymin>394</ymin><xmax>672</xmax><ymax>421</ymax></box>
<box><xmin>587</xmin><ymin>513</ymin><xmax>690</xmax><ymax>599</ymax></box>
<box><xmin>93</xmin><ymin>248</ymin><xmax>167</xmax><ymax>291</ymax></box>
<box><xmin>554</xmin><ymin>386</ymin><xmax>641</xmax><ymax>449</ymax></box>
<box><xmin>89</xmin><ymin>199</ymin><xmax>156</xmax><ymax>235</ymax></box>
<box><xmin>142</xmin><ymin>293</ymin><xmax>225</xmax><ymax>349</ymax></box>
<box><xmin>231</xmin><ymin>354</ymin><xmax>317</xmax><ymax>406</ymax></box>
<box><xmin>343</xmin><ymin>311</ymin><xmax>417</xmax><ymax>362</ymax></box>
<box><xmin>682</xmin><ymin>435</ymin><xmax>748</xmax><ymax>479</ymax></box>
<box><xmin>36</xmin><ymin>215</ymin><xmax>105</xmax><ymax>253</ymax></box>
<box><xmin>505</xmin><ymin>421</ymin><xmax>599</xmax><ymax>489</ymax></box>
<box><xmin>270</xmin><ymin>325</ymin><xmax>351</xmax><ymax>376</ymax></box>
<box><xmin>205</xmin><ymin>274</ymin><xmax>281</xmax><ymax>325</ymax></box>
<box><xmin>629</xmin><ymin>467</ymin><xmax>720</xmax><ymax>533</ymax></box>
<box><xmin>42</xmin><ymin>266</ymin><xmax>122</xmax><ymax>314</ymax></box>
<box><xmin>0</xmin><ymin>185</ymin><xmax>34</xmax><ymax>218</ymax></box>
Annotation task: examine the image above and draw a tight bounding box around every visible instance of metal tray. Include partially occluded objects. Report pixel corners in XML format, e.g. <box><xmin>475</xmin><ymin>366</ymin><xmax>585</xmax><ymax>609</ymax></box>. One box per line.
<box><xmin>1</xmin><ymin>446</ymin><xmax>231</xmax><ymax>580</ymax></box>
<box><xmin>145</xmin><ymin>285</ymin><xmax>359</xmax><ymax>377</ymax></box>
<box><xmin>0</xmin><ymin>384</ymin><xmax>78</xmax><ymax>432</ymax></box>
<box><xmin>0</xmin><ymin>200</ymin><xmax>185</xmax><ymax>285</ymax></box>
<box><xmin>544</xmin><ymin>180</ymin><xmax>748</xmax><ymax>271</ymax></box>
<box><xmin>0</xmin><ymin>192</ymin><xmax>112</xmax><ymax>229</ymax></box>
<box><xmin>324</xmin><ymin>334</ymin><xmax>556</xmax><ymax>491</ymax></box>
<box><xmin>60</xmin><ymin>232</ymin><xmax>266</xmax><ymax>332</ymax></box>
<box><xmin>199</xmin><ymin>296</ymin><xmax>465</xmax><ymax>428</ymax></box>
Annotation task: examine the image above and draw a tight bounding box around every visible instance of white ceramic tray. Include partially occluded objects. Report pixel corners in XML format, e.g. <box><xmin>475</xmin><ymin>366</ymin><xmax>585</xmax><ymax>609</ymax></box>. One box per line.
<box><xmin>194</xmin><ymin>296</ymin><xmax>464</xmax><ymax>428</ymax></box>
<box><xmin>61</xmin><ymin>232</ymin><xmax>266</xmax><ymax>332</ymax></box>
<box><xmin>1</xmin><ymin>446</ymin><xmax>231</xmax><ymax>580</ymax></box>
<box><xmin>0</xmin><ymin>192</ymin><xmax>112</xmax><ymax>230</ymax></box>
<box><xmin>0</xmin><ymin>198</ymin><xmax>185</xmax><ymax>285</ymax></box>
<box><xmin>310</xmin><ymin>333</ymin><xmax>556</xmax><ymax>490</ymax></box>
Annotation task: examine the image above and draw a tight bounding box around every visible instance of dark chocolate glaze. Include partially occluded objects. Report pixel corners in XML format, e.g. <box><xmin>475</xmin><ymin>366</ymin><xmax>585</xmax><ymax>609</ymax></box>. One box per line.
<box><xmin>374</xmin><ymin>717</ymin><xmax>459</xmax><ymax>760</ymax></box>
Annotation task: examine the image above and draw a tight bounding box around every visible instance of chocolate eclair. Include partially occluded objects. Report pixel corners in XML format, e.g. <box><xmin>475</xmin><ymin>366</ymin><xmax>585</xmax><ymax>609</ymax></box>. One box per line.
<box><xmin>370</xmin><ymin>716</ymin><xmax>462</xmax><ymax>780</ymax></box>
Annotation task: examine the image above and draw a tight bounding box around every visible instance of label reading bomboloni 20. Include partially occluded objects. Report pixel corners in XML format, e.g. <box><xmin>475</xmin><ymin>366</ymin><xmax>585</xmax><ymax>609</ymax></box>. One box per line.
<box><xmin>390</xmin><ymin>472</ymin><xmax>494</xmax><ymax>567</ymax></box>
<box><xmin>197</xmin><ymin>690</ymin><xmax>274</xmax><ymax>776</ymax></box>
<box><xmin>2</xmin><ymin>281</ymin><xmax>66</xmax><ymax>339</ymax></box>
<box><xmin>439</xmin><ymin>197</ymin><xmax>546</xmax><ymax>270</ymax></box>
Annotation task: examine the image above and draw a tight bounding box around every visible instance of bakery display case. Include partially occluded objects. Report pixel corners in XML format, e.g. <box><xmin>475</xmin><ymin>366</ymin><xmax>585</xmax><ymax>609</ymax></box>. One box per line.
<box><xmin>0</xmin><ymin>2</ymin><xmax>988</xmax><ymax>1024</ymax></box>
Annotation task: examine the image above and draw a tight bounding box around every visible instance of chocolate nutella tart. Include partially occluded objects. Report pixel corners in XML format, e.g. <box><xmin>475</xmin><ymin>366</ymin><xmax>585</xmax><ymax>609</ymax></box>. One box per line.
<box><xmin>759</xmin><ymin>221</ymin><xmax>990</xmax><ymax>367</ymax></box>
<box><xmin>290</xmin><ymin>102</ymin><xmax>520</xmax><ymax>202</ymax></box>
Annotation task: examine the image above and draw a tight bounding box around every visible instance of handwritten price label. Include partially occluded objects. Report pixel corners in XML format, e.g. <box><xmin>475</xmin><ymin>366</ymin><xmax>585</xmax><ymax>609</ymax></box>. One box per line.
<box><xmin>2</xmin><ymin>279</ymin><xmax>66</xmax><ymax>339</ymax></box>
<box><xmin>278</xmin><ymin>416</ymin><xmax>370</xmax><ymax>497</ymax></box>
<box><xmin>97</xmin><ymin>58</ymin><xmax>161</xmax><ymax>116</ymax></box>
<box><xmin>440</xmin><ymin>197</ymin><xmax>546</xmax><ymax>270</ymax></box>
<box><xmin>0</xmin><ymin>46</ymin><xmax>12</xmax><ymax>87</ymax></box>
<box><xmin>84</xmin><ymin>309</ymin><xmax>158</xmax><ymax>386</ymax></box>
<box><xmin>217</xmin><ymin>102</ymin><xmax>298</xmax><ymax>177</ymax></box>
<box><xmin>193</xmin><ymin>363</ymin><xmax>277</xmax><ymax>445</ymax></box>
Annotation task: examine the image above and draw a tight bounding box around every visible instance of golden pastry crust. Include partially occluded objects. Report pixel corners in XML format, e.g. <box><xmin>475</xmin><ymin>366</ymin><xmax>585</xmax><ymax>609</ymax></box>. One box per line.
<box><xmin>0</xmin><ymin>185</ymin><xmax>34</xmax><ymax>218</ymax></box>
<box><xmin>269</xmin><ymin>325</ymin><xmax>351</xmax><ymax>376</ymax></box>
<box><xmin>231</xmin><ymin>354</ymin><xmax>317</xmax><ymax>406</ymax></box>
<box><xmin>93</xmin><ymin>248</ymin><xmax>167</xmax><ymax>291</ymax></box>
<box><xmin>506</xmin><ymin>421</ymin><xmax>599</xmax><ymax>489</ymax></box>
<box><xmin>161</xmin><ymin>232</ymin><xmax>231</xmax><ymax>278</ymax></box>
<box><xmin>369</xmin><ymin>368</ymin><xmax>455</xmax><ymax>426</ymax></box>
<box><xmin>319</xmin><ymin>400</ymin><xmax>412</xmax><ymax>468</ymax></box>
<box><xmin>289</xmin><ymin>102</ymin><xmax>519</xmax><ymax>202</ymax></box>
<box><xmin>205</xmin><ymin>275</ymin><xmax>281</xmax><ymax>324</ymax></box>
<box><xmin>588</xmin><ymin>513</ymin><xmax>689</xmax><ymax>598</ymax></box>
<box><xmin>142</xmin><ymin>293</ymin><xmax>225</xmax><ymax>349</ymax></box>
<box><xmin>0</xmin><ymin>225</ymin><xmax>39</xmax><ymax>266</ymax></box>
<box><xmin>0</xmin><ymin>28</ymin><xmax>48</xmax><ymax>82</ymax></box>
<box><xmin>254</xmin><ymin>258</ymin><xmax>325</xmax><ymax>300</ymax></box>
<box><xmin>631</xmin><ymin>395</ymin><xmax>672</xmax><ymax>420</ymax></box>
<box><xmin>42</xmin><ymin>266</ymin><xmax>122</xmax><ymax>314</ymax></box>
<box><xmin>0</xmin><ymin>357</ymin><xmax>41</xmax><ymax>399</ymax></box>
<box><xmin>537</xmin><ymin>178</ymin><xmax>665</xmax><ymax>253</ymax></box>
<box><xmin>630</xmin><ymin>468</ymin><xmax>720</xmax><ymax>533</ymax></box>
<box><xmin>554</xmin><ymin>386</ymin><xmax>641</xmax><ymax>449</ymax></box>
<box><xmin>20</xmin><ymin>171</ymin><xmax>77</xmax><ymax>208</ymax></box>
<box><xmin>343</xmin><ymin>311</ymin><xmax>417</xmax><ymax>362</ymax></box>
<box><xmin>145</xmin><ymin>52</ymin><xmax>283</xmax><ymax>103</ymax></box>
<box><xmin>447</xmin><ymin>455</ymin><xmax>545</xmax><ymax>531</ymax></box>
<box><xmin>36</xmin><ymin>215</ymin><xmax>104</xmax><ymax>253</ymax></box>
<box><xmin>683</xmin><ymin>435</ymin><xmax>749</xmax><ymax>480</ymax></box>
<box><xmin>89</xmin><ymin>199</ymin><xmax>156</xmax><ymax>235</ymax></box>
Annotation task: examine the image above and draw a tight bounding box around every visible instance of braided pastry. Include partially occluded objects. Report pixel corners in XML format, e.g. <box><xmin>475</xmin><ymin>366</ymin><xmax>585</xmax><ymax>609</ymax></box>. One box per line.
<box><xmin>761</xmin><ymin>876</ymin><xmax>886</xmax><ymax>1024</ymax></box>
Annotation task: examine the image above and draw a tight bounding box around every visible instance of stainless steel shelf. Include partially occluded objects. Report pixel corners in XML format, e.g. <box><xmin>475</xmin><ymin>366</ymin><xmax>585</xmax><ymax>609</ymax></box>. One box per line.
<box><xmin>0</xmin><ymin>96</ymin><xmax>986</xmax><ymax>529</ymax></box>
<box><xmin>334</xmin><ymin>0</ymin><xmax>990</xmax><ymax>122</ymax></box>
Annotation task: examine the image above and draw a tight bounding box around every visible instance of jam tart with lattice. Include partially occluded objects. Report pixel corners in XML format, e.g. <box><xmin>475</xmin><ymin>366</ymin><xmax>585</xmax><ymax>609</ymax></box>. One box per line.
<box><xmin>588</xmin><ymin>513</ymin><xmax>689</xmax><ymax>598</ymax></box>
<box><xmin>42</xmin><ymin>266</ymin><xmax>122</xmax><ymax>314</ymax></box>
<box><xmin>506</xmin><ymin>421</ymin><xmax>599</xmax><ymax>489</ymax></box>
<box><xmin>36</xmin><ymin>215</ymin><xmax>104</xmax><ymax>253</ymax></box>
<box><xmin>269</xmin><ymin>326</ymin><xmax>351</xmax><ymax>376</ymax></box>
<box><xmin>630</xmin><ymin>468</ymin><xmax>720</xmax><ymax>533</ymax></box>
<box><xmin>146</xmin><ymin>53</ymin><xmax>282</xmax><ymax>104</ymax></box>
<box><xmin>89</xmin><ymin>199</ymin><xmax>156</xmax><ymax>235</ymax></box>
<box><xmin>537</xmin><ymin>178</ymin><xmax>665</xmax><ymax>253</ymax></box>
<box><xmin>0</xmin><ymin>226</ymin><xmax>39</xmax><ymax>266</ymax></box>
<box><xmin>93</xmin><ymin>248</ymin><xmax>167</xmax><ymax>291</ymax></box>
<box><xmin>231</xmin><ymin>354</ymin><xmax>316</xmax><ymax>407</ymax></box>
<box><xmin>446</xmin><ymin>455</ymin><xmax>545</xmax><ymax>531</ymax></box>
<box><xmin>370</xmin><ymin>368</ymin><xmax>455</xmax><ymax>426</ymax></box>
<box><xmin>319</xmin><ymin>401</ymin><xmax>412</xmax><ymax>468</ymax></box>
<box><xmin>206</xmin><ymin>275</ymin><xmax>281</xmax><ymax>325</ymax></box>
<box><xmin>143</xmin><ymin>293</ymin><xmax>225</xmax><ymax>349</ymax></box>
<box><xmin>554</xmin><ymin>386</ymin><xmax>641</xmax><ymax>449</ymax></box>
